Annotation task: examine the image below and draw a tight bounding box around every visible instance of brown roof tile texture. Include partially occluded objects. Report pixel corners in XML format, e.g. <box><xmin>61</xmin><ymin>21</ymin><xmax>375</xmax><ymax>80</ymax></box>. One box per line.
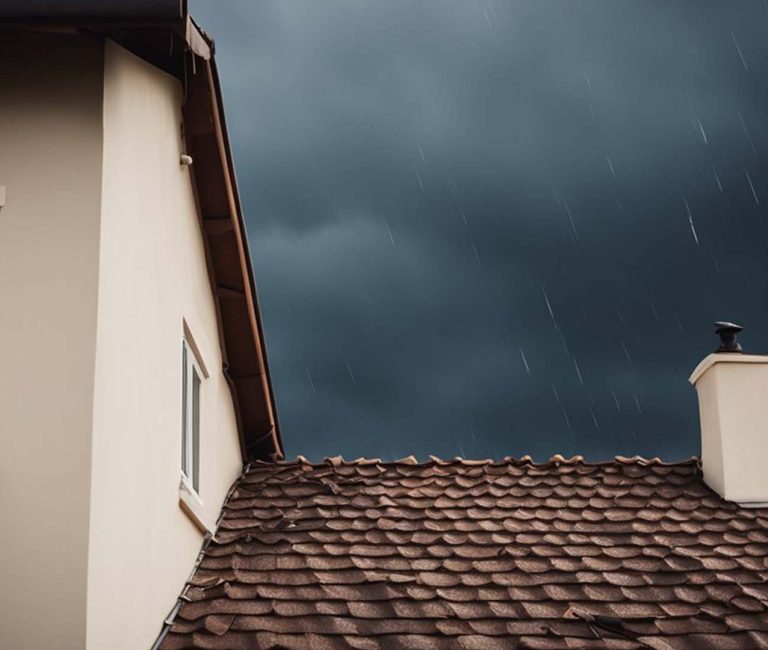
<box><xmin>160</xmin><ymin>456</ymin><xmax>768</xmax><ymax>649</ymax></box>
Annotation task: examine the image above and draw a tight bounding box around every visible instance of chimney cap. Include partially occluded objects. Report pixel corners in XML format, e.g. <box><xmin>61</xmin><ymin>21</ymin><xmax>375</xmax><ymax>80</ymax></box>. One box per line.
<box><xmin>714</xmin><ymin>321</ymin><xmax>743</xmax><ymax>353</ymax></box>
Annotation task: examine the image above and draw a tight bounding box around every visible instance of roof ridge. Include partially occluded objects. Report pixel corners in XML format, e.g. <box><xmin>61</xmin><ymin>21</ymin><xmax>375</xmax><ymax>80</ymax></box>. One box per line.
<box><xmin>250</xmin><ymin>454</ymin><xmax>701</xmax><ymax>468</ymax></box>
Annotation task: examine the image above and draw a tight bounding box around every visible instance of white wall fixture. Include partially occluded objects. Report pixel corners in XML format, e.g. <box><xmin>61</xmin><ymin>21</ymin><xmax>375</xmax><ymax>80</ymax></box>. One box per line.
<box><xmin>180</xmin><ymin>154</ymin><xmax>193</xmax><ymax>166</ymax></box>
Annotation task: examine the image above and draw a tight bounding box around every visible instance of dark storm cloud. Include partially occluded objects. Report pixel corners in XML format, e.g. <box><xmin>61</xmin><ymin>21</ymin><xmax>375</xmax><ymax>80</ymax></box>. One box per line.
<box><xmin>192</xmin><ymin>1</ymin><xmax>768</xmax><ymax>460</ymax></box>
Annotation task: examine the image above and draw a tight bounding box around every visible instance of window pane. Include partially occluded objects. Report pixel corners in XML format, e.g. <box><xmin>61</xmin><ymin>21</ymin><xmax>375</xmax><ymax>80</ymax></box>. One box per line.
<box><xmin>192</xmin><ymin>368</ymin><xmax>201</xmax><ymax>493</ymax></box>
<box><xmin>181</xmin><ymin>342</ymin><xmax>188</xmax><ymax>478</ymax></box>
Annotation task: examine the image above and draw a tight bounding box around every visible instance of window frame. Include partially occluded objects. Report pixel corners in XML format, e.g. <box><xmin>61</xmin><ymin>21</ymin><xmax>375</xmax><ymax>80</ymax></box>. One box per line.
<box><xmin>181</xmin><ymin>336</ymin><xmax>203</xmax><ymax>495</ymax></box>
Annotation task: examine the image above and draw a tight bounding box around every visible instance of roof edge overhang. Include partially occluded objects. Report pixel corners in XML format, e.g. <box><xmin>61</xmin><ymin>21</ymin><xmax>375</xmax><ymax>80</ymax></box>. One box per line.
<box><xmin>0</xmin><ymin>0</ymin><xmax>187</xmax><ymax>22</ymax></box>
<box><xmin>184</xmin><ymin>52</ymin><xmax>285</xmax><ymax>461</ymax></box>
<box><xmin>1</xmin><ymin>7</ymin><xmax>283</xmax><ymax>462</ymax></box>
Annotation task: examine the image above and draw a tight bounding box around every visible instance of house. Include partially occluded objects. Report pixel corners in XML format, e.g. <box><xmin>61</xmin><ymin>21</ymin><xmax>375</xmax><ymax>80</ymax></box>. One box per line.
<box><xmin>0</xmin><ymin>3</ymin><xmax>282</xmax><ymax>649</ymax></box>
<box><xmin>2</xmin><ymin>5</ymin><xmax>768</xmax><ymax>650</ymax></box>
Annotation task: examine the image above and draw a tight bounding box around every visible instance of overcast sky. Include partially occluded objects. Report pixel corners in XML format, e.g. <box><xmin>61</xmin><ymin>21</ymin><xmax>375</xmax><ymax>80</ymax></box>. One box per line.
<box><xmin>192</xmin><ymin>1</ymin><xmax>768</xmax><ymax>462</ymax></box>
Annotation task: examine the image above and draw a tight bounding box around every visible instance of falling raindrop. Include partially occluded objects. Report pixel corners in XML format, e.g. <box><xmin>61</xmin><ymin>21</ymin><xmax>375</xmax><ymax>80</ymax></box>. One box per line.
<box><xmin>455</xmin><ymin>435</ymin><xmax>467</xmax><ymax>458</ymax></box>
<box><xmin>713</xmin><ymin>167</ymin><xmax>723</xmax><ymax>192</ymax></box>
<box><xmin>552</xmin><ymin>384</ymin><xmax>574</xmax><ymax>439</ymax></box>
<box><xmin>414</xmin><ymin>167</ymin><xmax>424</xmax><ymax>192</ymax></box>
<box><xmin>737</xmin><ymin>110</ymin><xmax>757</xmax><ymax>154</ymax></box>
<box><xmin>471</xmin><ymin>239</ymin><xmax>481</xmax><ymax>263</ymax></box>
<box><xmin>384</xmin><ymin>219</ymin><xmax>397</xmax><ymax>247</ymax></box>
<box><xmin>683</xmin><ymin>195</ymin><xmax>700</xmax><ymax>246</ymax></box>
<box><xmin>648</xmin><ymin>298</ymin><xmax>659</xmax><ymax>320</ymax></box>
<box><xmin>586</xmin><ymin>98</ymin><xmax>596</xmax><ymax>121</ymax></box>
<box><xmin>448</xmin><ymin>177</ymin><xmax>457</xmax><ymax>199</ymax></box>
<box><xmin>520</xmin><ymin>346</ymin><xmax>531</xmax><ymax>374</ymax></box>
<box><xmin>589</xmin><ymin>404</ymin><xmax>600</xmax><ymax>431</ymax></box>
<box><xmin>674</xmin><ymin>311</ymin><xmax>685</xmax><ymax>334</ymax></box>
<box><xmin>572</xmin><ymin>356</ymin><xmax>584</xmax><ymax>385</ymax></box>
<box><xmin>416</xmin><ymin>141</ymin><xmax>426</xmax><ymax>164</ymax></box>
<box><xmin>563</xmin><ymin>202</ymin><xmax>579</xmax><ymax>240</ymax></box>
<box><xmin>678</xmin><ymin>409</ymin><xmax>691</xmax><ymax>435</ymax></box>
<box><xmin>620</xmin><ymin>338</ymin><xmax>633</xmax><ymax>367</ymax></box>
<box><xmin>606</xmin><ymin>155</ymin><xmax>616</xmax><ymax>179</ymax></box>
<box><xmin>539</xmin><ymin>287</ymin><xmax>568</xmax><ymax>354</ymax></box>
<box><xmin>611</xmin><ymin>389</ymin><xmax>622</xmax><ymax>412</ymax></box>
<box><xmin>697</xmin><ymin>118</ymin><xmax>708</xmax><ymax>144</ymax></box>
<box><xmin>745</xmin><ymin>169</ymin><xmax>760</xmax><ymax>205</ymax></box>
<box><xmin>731</xmin><ymin>29</ymin><xmax>749</xmax><ymax>71</ymax></box>
<box><xmin>541</xmin><ymin>284</ymin><xmax>558</xmax><ymax>331</ymax></box>
<box><xmin>305</xmin><ymin>368</ymin><xmax>317</xmax><ymax>393</ymax></box>
<box><xmin>482</xmin><ymin>5</ymin><xmax>493</xmax><ymax>30</ymax></box>
<box><xmin>551</xmin><ymin>183</ymin><xmax>562</xmax><ymax>208</ymax></box>
<box><xmin>346</xmin><ymin>361</ymin><xmax>358</xmax><ymax>389</ymax></box>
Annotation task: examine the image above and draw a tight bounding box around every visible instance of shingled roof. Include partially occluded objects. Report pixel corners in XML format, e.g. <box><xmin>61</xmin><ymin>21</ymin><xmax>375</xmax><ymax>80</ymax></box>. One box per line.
<box><xmin>158</xmin><ymin>456</ymin><xmax>768</xmax><ymax>650</ymax></box>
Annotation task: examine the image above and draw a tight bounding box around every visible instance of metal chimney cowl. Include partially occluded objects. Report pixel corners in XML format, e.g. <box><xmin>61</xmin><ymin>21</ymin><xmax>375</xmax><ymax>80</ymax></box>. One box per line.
<box><xmin>689</xmin><ymin>323</ymin><xmax>768</xmax><ymax>507</ymax></box>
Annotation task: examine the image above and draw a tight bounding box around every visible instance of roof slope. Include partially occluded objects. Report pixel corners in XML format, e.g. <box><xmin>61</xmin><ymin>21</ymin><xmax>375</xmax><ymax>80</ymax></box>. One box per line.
<box><xmin>160</xmin><ymin>457</ymin><xmax>768</xmax><ymax>649</ymax></box>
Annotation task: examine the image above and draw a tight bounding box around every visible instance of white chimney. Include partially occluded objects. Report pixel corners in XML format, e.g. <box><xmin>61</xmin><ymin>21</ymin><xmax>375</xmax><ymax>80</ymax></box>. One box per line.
<box><xmin>689</xmin><ymin>322</ymin><xmax>768</xmax><ymax>507</ymax></box>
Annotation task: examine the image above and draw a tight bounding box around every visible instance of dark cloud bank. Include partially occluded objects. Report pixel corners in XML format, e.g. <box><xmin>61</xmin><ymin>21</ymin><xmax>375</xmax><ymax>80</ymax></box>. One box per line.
<box><xmin>192</xmin><ymin>1</ymin><xmax>768</xmax><ymax>461</ymax></box>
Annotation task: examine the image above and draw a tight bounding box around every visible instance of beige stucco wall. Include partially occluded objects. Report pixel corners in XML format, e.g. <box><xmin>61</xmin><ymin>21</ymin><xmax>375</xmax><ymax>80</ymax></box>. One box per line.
<box><xmin>86</xmin><ymin>41</ymin><xmax>243</xmax><ymax>650</ymax></box>
<box><xmin>0</xmin><ymin>31</ymin><xmax>104</xmax><ymax>650</ymax></box>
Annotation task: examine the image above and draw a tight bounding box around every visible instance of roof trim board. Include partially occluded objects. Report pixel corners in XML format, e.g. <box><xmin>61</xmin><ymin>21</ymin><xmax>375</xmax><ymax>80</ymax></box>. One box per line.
<box><xmin>183</xmin><ymin>52</ymin><xmax>283</xmax><ymax>460</ymax></box>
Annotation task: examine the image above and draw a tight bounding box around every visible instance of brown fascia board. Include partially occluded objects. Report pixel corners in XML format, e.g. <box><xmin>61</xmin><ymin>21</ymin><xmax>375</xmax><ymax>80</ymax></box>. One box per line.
<box><xmin>182</xmin><ymin>42</ymin><xmax>284</xmax><ymax>462</ymax></box>
<box><xmin>207</xmin><ymin>58</ymin><xmax>285</xmax><ymax>461</ymax></box>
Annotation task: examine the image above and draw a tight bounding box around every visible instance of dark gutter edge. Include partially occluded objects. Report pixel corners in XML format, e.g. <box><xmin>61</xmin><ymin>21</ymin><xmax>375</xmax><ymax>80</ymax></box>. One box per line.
<box><xmin>150</xmin><ymin>461</ymin><xmax>253</xmax><ymax>649</ymax></box>
<box><xmin>0</xmin><ymin>0</ymin><xmax>186</xmax><ymax>22</ymax></box>
<box><xmin>208</xmin><ymin>57</ymin><xmax>284</xmax><ymax>460</ymax></box>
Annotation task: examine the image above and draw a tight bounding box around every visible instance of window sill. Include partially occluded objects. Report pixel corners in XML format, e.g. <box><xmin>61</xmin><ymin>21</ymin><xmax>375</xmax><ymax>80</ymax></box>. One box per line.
<box><xmin>179</xmin><ymin>477</ymin><xmax>211</xmax><ymax>533</ymax></box>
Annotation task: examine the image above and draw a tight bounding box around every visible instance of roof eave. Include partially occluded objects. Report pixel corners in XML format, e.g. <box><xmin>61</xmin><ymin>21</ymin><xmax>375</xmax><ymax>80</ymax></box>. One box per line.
<box><xmin>182</xmin><ymin>42</ymin><xmax>284</xmax><ymax>462</ymax></box>
<box><xmin>207</xmin><ymin>57</ymin><xmax>284</xmax><ymax>460</ymax></box>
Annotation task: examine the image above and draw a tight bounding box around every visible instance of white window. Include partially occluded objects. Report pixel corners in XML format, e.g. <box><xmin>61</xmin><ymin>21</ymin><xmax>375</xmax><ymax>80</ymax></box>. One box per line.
<box><xmin>181</xmin><ymin>338</ymin><xmax>202</xmax><ymax>494</ymax></box>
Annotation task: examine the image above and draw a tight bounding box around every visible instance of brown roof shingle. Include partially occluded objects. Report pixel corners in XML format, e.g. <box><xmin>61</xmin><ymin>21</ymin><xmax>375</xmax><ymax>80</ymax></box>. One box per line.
<box><xmin>159</xmin><ymin>456</ymin><xmax>768</xmax><ymax>649</ymax></box>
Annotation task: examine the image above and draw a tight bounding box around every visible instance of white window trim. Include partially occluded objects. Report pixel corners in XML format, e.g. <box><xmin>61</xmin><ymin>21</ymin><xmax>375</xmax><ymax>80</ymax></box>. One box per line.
<box><xmin>182</xmin><ymin>320</ymin><xmax>210</xmax><ymax>379</ymax></box>
<box><xmin>180</xmin><ymin>328</ymin><xmax>209</xmax><ymax>532</ymax></box>
<box><xmin>179</xmin><ymin>475</ymin><xmax>211</xmax><ymax>532</ymax></box>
